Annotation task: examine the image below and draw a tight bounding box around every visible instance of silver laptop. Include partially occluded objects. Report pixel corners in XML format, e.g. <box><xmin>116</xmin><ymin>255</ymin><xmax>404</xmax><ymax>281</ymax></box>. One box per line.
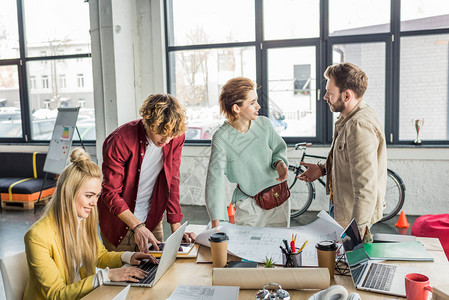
<box><xmin>341</xmin><ymin>219</ymin><xmax>417</xmax><ymax>297</ymax></box>
<box><xmin>111</xmin><ymin>285</ymin><xmax>130</xmax><ymax>300</ymax></box>
<box><xmin>105</xmin><ymin>221</ymin><xmax>188</xmax><ymax>287</ymax></box>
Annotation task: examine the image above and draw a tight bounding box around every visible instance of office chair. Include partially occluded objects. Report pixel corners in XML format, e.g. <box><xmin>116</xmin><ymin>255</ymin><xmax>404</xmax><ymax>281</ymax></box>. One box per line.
<box><xmin>0</xmin><ymin>251</ymin><xmax>28</xmax><ymax>300</ymax></box>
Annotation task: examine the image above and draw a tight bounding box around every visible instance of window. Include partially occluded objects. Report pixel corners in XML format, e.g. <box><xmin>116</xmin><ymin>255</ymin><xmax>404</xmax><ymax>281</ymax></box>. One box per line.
<box><xmin>42</xmin><ymin>75</ymin><xmax>49</xmax><ymax>89</ymax></box>
<box><xmin>24</xmin><ymin>0</ymin><xmax>91</xmax><ymax>57</ymax></box>
<box><xmin>77</xmin><ymin>74</ymin><xmax>84</xmax><ymax>88</ymax></box>
<box><xmin>0</xmin><ymin>0</ymin><xmax>19</xmax><ymax>59</ymax></box>
<box><xmin>166</xmin><ymin>0</ymin><xmax>449</xmax><ymax>145</ymax></box>
<box><xmin>0</xmin><ymin>0</ymin><xmax>95</xmax><ymax>143</ymax></box>
<box><xmin>398</xmin><ymin>2</ymin><xmax>449</xmax><ymax>142</ymax></box>
<box><xmin>59</xmin><ymin>74</ymin><xmax>66</xmax><ymax>89</ymax></box>
<box><xmin>170</xmin><ymin>0</ymin><xmax>255</xmax><ymax>46</ymax></box>
<box><xmin>169</xmin><ymin>47</ymin><xmax>256</xmax><ymax>135</ymax></box>
<box><xmin>264</xmin><ymin>0</ymin><xmax>320</xmax><ymax>40</ymax></box>
<box><xmin>329</xmin><ymin>0</ymin><xmax>390</xmax><ymax>36</ymax></box>
<box><xmin>401</xmin><ymin>0</ymin><xmax>449</xmax><ymax>32</ymax></box>
<box><xmin>29</xmin><ymin>76</ymin><xmax>36</xmax><ymax>89</ymax></box>
<box><xmin>399</xmin><ymin>34</ymin><xmax>449</xmax><ymax>141</ymax></box>
<box><xmin>331</xmin><ymin>42</ymin><xmax>386</xmax><ymax>126</ymax></box>
<box><xmin>0</xmin><ymin>65</ymin><xmax>21</xmax><ymax>138</ymax></box>
<box><xmin>267</xmin><ymin>46</ymin><xmax>317</xmax><ymax>137</ymax></box>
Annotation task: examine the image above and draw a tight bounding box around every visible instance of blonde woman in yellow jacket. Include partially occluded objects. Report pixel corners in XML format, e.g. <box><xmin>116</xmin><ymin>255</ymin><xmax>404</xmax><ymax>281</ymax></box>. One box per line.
<box><xmin>24</xmin><ymin>148</ymin><xmax>158</xmax><ymax>300</ymax></box>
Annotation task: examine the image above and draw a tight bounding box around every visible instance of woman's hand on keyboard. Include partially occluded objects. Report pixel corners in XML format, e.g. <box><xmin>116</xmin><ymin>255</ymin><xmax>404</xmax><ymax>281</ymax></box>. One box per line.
<box><xmin>130</xmin><ymin>253</ymin><xmax>159</xmax><ymax>266</ymax></box>
<box><xmin>108</xmin><ymin>266</ymin><xmax>148</xmax><ymax>282</ymax></box>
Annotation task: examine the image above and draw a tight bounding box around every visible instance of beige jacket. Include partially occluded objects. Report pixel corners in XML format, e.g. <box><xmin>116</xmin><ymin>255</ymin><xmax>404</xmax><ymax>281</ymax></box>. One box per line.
<box><xmin>326</xmin><ymin>100</ymin><xmax>387</xmax><ymax>235</ymax></box>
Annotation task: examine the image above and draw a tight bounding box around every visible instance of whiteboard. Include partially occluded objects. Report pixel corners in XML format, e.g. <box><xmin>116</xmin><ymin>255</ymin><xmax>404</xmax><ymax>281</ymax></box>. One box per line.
<box><xmin>43</xmin><ymin>107</ymin><xmax>80</xmax><ymax>174</ymax></box>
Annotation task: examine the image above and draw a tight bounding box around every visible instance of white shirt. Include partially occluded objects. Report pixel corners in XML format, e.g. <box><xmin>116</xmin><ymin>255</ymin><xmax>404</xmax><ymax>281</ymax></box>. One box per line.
<box><xmin>134</xmin><ymin>137</ymin><xmax>164</xmax><ymax>222</ymax></box>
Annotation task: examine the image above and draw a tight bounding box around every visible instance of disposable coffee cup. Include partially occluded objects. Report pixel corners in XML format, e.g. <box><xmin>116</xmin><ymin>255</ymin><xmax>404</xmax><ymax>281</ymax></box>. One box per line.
<box><xmin>209</xmin><ymin>232</ymin><xmax>229</xmax><ymax>268</ymax></box>
<box><xmin>316</xmin><ymin>240</ymin><xmax>338</xmax><ymax>280</ymax></box>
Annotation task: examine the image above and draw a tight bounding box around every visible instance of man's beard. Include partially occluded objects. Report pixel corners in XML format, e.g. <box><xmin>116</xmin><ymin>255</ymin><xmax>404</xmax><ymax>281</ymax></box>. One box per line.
<box><xmin>329</xmin><ymin>93</ymin><xmax>345</xmax><ymax>113</ymax></box>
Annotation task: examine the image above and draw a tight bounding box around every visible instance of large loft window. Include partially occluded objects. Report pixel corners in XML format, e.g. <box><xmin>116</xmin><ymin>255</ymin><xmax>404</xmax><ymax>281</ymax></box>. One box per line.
<box><xmin>267</xmin><ymin>46</ymin><xmax>317</xmax><ymax>137</ymax></box>
<box><xmin>263</xmin><ymin>0</ymin><xmax>319</xmax><ymax>40</ymax></box>
<box><xmin>170</xmin><ymin>0</ymin><xmax>255</xmax><ymax>46</ymax></box>
<box><xmin>0</xmin><ymin>0</ymin><xmax>19</xmax><ymax>59</ymax></box>
<box><xmin>166</xmin><ymin>0</ymin><xmax>449</xmax><ymax>145</ymax></box>
<box><xmin>329</xmin><ymin>0</ymin><xmax>390</xmax><ymax>36</ymax></box>
<box><xmin>331</xmin><ymin>42</ymin><xmax>386</xmax><ymax>127</ymax></box>
<box><xmin>0</xmin><ymin>0</ymin><xmax>95</xmax><ymax>143</ymax></box>
<box><xmin>169</xmin><ymin>47</ymin><xmax>256</xmax><ymax>140</ymax></box>
<box><xmin>399</xmin><ymin>34</ymin><xmax>449</xmax><ymax>141</ymax></box>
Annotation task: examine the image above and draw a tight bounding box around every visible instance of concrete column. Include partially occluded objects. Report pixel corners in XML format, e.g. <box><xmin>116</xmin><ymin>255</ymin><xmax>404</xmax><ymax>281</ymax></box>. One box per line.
<box><xmin>89</xmin><ymin>0</ymin><xmax>167</xmax><ymax>163</ymax></box>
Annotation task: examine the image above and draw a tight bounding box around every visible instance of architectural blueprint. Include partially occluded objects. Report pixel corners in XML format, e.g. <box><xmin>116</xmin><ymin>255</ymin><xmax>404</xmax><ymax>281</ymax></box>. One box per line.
<box><xmin>196</xmin><ymin>211</ymin><xmax>344</xmax><ymax>266</ymax></box>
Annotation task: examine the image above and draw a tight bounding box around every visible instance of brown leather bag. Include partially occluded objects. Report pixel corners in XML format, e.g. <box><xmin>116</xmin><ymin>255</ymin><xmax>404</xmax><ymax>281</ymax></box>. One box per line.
<box><xmin>237</xmin><ymin>181</ymin><xmax>290</xmax><ymax>210</ymax></box>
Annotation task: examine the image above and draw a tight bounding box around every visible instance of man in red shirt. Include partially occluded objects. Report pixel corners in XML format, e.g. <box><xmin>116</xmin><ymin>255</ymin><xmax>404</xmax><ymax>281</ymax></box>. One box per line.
<box><xmin>99</xmin><ymin>94</ymin><xmax>194</xmax><ymax>253</ymax></box>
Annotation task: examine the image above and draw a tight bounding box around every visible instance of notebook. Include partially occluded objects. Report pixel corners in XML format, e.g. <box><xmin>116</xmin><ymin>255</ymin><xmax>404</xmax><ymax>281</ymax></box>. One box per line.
<box><xmin>373</xmin><ymin>233</ymin><xmax>416</xmax><ymax>243</ymax></box>
<box><xmin>341</xmin><ymin>219</ymin><xmax>417</xmax><ymax>297</ymax></box>
<box><xmin>364</xmin><ymin>241</ymin><xmax>433</xmax><ymax>261</ymax></box>
<box><xmin>105</xmin><ymin>221</ymin><xmax>187</xmax><ymax>287</ymax></box>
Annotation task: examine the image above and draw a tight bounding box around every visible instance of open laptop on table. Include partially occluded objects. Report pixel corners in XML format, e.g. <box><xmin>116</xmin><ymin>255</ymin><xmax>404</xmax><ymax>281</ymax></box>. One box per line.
<box><xmin>341</xmin><ymin>219</ymin><xmax>417</xmax><ymax>297</ymax></box>
<box><xmin>105</xmin><ymin>221</ymin><xmax>188</xmax><ymax>288</ymax></box>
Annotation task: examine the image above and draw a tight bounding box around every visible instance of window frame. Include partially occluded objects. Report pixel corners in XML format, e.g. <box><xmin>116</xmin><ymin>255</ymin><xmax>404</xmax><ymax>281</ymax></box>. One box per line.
<box><xmin>165</xmin><ymin>0</ymin><xmax>449</xmax><ymax>146</ymax></box>
<box><xmin>0</xmin><ymin>0</ymin><xmax>92</xmax><ymax>144</ymax></box>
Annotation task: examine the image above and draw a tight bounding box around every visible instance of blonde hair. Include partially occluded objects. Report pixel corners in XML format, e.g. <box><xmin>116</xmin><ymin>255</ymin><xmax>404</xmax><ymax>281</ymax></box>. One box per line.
<box><xmin>324</xmin><ymin>62</ymin><xmax>368</xmax><ymax>99</ymax></box>
<box><xmin>139</xmin><ymin>94</ymin><xmax>187</xmax><ymax>137</ymax></box>
<box><xmin>219</xmin><ymin>77</ymin><xmax>255</xmax><ymax>121</ymax></box>
<box><xmin>43</xmin><ymin>148</ymin><xmax>101</xmax><ymax>284</ymax></box>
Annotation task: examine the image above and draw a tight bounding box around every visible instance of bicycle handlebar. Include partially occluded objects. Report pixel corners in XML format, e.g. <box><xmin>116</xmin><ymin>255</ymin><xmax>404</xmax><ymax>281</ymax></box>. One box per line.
<box><xmin>294</xmin><ymin>142</ymin><xmax>312</xmax><ymax>150</ymax></box>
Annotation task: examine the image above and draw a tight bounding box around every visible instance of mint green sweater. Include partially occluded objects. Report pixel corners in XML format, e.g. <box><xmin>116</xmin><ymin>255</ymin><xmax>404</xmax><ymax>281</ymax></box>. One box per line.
<box><xmin>205</xmin><ymin>116</ymin><xmax>288</xmax><ymax>221</ymax></box>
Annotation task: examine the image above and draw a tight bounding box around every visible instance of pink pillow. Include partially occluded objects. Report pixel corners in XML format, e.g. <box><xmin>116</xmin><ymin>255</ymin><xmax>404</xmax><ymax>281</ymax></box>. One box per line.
<box><xmin>411</xmin><ymin>214</ymin><xmax>449</xmax><ymax>260</ymax></box>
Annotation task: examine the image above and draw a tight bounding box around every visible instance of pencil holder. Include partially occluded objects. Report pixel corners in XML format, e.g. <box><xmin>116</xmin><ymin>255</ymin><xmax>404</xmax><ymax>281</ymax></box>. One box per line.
<box><xmin>282</xmin><ymin>252</ymin><xmax>302</xmax><ymax>268</ymax></box>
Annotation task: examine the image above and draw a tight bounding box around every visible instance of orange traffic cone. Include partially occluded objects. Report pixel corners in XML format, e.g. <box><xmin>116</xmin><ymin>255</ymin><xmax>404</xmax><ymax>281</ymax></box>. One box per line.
<box><xmin>228</xmin><ymin>204</ymin><xmax>236</xmax><ymax>224</ymax></box>
<box><xmin>395</xmin><ymin>210</ymin><xmax>410</xmax><ymax>228</ymax></box>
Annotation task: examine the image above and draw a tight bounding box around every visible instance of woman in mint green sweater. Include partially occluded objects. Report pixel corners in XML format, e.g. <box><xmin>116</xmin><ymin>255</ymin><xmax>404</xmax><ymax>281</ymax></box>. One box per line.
<box><xmin>205</xmin><ymin>77</ymin><xmax>290</xmax><ymax>228</ymax></box>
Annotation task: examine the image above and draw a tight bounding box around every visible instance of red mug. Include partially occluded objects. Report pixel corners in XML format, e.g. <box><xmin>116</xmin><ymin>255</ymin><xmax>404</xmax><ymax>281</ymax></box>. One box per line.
<box><xmin>405</xmin><ymin>273</ymin><xmax>433</xmax><ymax>300</ymax></box>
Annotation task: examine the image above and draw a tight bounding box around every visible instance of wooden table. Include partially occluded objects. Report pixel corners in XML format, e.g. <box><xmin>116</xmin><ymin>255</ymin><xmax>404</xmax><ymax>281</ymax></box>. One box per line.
<box><xmin>82</xmin><ymin>237</ymin><xmax>449</xmax><ymax>300</ymax></box>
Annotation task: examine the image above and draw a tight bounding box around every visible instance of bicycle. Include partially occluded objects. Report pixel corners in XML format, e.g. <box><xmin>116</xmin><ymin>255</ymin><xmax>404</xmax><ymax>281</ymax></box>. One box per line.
<box><xmin>287</xmin><ymin>142</ymin><xmax>406</xmax><ymax>222</ymax></box>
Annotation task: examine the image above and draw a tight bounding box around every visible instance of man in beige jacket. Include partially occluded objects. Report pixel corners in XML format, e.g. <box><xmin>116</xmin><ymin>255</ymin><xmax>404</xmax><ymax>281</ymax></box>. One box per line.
<box><xmin>299</xmin><ymin>62</ymin><xmax>387</xmax><ymax>242</ymax></box>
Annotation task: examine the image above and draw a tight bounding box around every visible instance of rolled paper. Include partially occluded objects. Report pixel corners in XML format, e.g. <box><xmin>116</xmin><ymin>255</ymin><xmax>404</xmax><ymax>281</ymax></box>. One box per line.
<box><xmin>212</xmin><ymin>267</ymin><xmax>330</xmax><ymax>290</ymax></box>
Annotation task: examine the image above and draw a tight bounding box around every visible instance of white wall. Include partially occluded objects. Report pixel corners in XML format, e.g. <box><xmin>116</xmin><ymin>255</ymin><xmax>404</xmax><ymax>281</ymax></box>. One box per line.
<box><xmin>179</xmin><ymin>146</ymin><xmax>449</xmax><ymax>216</ymax></box>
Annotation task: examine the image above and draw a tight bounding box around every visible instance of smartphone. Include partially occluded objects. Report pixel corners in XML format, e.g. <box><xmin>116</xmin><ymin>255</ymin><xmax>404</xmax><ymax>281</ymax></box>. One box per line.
<box><xmin>148</xmin><ymin>243</ymin><xmax>194</xmax><ymax>253</ymax></box>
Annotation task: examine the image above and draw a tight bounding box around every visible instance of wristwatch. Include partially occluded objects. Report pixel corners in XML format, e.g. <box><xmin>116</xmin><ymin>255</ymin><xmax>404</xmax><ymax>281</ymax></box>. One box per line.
<box><xmin>317</xmin><ymin>162</ymin><xmax>326</xmax><ymax>176</ymax></box>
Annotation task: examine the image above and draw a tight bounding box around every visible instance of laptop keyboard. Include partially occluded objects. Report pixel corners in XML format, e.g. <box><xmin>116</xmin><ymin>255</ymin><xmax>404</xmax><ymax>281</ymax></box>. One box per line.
<box><xmin>351</xmin><ymin>263</ymin><xmax>367</xmax><ymax>285</ymax></box>
<box><xmin>127</xmin><ymin>259</ymin><xmax>160</xmax><ymax>285</ymax></box>
<box><xmin>362</xmin><ymin>263</ymin><xmax>396</xmax><ymax>291</ymax></box>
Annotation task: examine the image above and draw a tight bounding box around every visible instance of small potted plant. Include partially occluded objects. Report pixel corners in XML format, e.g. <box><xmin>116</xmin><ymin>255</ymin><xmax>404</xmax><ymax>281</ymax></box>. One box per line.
<box><xmin>263</xmin><ymin>256</ymin><xmax>276</xmax><ymax>268</ymax></box>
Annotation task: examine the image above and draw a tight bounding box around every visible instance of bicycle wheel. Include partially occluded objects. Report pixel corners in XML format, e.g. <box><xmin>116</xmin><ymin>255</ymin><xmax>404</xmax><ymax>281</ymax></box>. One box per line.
<box><xmin>287</xmin><ymin>166</ymin><xmax>315</xmax><ymax>218</ymax></box>
<box><xmin>380</xmin><ymin>169</ymin><xmax>406</xmax><ymax>222</ymax></box>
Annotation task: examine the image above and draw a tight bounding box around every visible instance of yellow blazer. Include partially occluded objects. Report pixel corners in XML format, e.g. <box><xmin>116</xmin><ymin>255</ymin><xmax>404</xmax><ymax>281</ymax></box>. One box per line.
<box><xmin>23</xmin><ymin>214</ymin><xmax>123</xmax><ymax>300</ymax></box>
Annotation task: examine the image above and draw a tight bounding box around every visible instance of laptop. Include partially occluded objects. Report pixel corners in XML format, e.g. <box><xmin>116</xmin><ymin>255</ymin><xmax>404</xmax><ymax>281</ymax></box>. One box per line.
<box><xmin>105</xmin><ymin>221</ymin><xmax>188</xmax><ymax>287</ymax></box>
<box><xmin>340</xmin><ymin>219</ymin><xmax>417</xmax><ymax>297</ymax></box>
<box><xmin>111</xmin><ymin>285</ymin><xmax>130</xmax><ymax>300</ymax></box>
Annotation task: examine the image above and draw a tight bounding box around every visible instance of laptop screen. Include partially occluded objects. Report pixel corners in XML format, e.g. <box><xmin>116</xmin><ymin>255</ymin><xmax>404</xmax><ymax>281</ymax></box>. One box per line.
<box><xmin>341</xmin><ymin>219</ymin><xmax>369</xmax><ymax>267</ymax></box>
